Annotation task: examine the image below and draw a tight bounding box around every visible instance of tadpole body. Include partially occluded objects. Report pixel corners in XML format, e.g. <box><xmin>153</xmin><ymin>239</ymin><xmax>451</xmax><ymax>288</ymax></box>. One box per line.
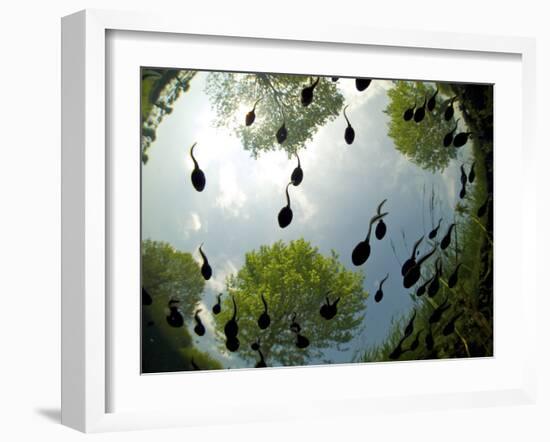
<box><xmin>440</xmin><ymin>223</ymin><xmax>455</xmax><ymax>250</ymax></box>
<box><xmin>190</xmin><ymin>142</ymin><xmax>206</xmax><ymax>192</ymax></box>
<box><xmin>374</xmin><ymin>274</ymin><xmax>389</xmax><ymax>303</ymax></box>
<box><xmin>301</xmin><ymin>77</ymin><xmax>320</xmax><ymax>107</ymax></box>
<box><xmin>277</xmin><ymin>182</ymin><xmax>293</xmax><ymax>229</ymax></box>
<box><xmin>428</xmin><ymin>219</ymin><xmax>442</xmax><ymax>240</ymax></box>
<box><xmin>213</xmin><ymin>293</ymin><xmax>223</xmax><ymax>315</ymax></box>
<box><xmin>320</xmin><ymin>293</ymin><xmax>340</xmax><ymax>320</ymax></box>
<box><xmin>355</xmin><ymin>78</ymin><xmax>372</xmax><ymax>91</ymax></box>
<box><xmin>166</xmin><ymin>300</ymin><xmax>184</xmax><ymax>328</ymax></box>
<box><xmin>343</xmin><ymin>105</ymin><xmax>355</xmax><ymax>145</ymax></box>
<box><xmin>193</xmin><ymin>309</ymin><xmax>205</xmax><ymax>336</ymax></box>
<box><xmin>198</xmin><ymin>243</ymin><xmax>212</xmax><ymax>280</ymax></box>
<box><xmin>257</xmin><ymin>293</ymin><xmax>271</xmax><ymax>330</ymax></box>
<box><xmin>290</xmin><ymin>152</ymin><xmax>303</xmax><ymax>186</ymax></box>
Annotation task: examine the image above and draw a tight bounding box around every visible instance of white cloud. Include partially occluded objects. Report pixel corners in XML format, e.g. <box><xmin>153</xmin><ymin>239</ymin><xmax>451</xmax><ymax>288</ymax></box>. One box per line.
<box><xmin>188</xmin><ymin>212</ymin><xmax>202</xmax><ymax>231</ymax></box>
<box><xmin>215</xmin><ymin>164</ymin><xmax>247</xmax><ymax>217</ymax></box>
<box><xmin>205</xmin><ymin>259</ymin><xmax>238</xmax><ymax>293</ymax></box>
<box><xmin>292</xmin><ymin>189</ymin><xmax>318</xmax><ymax>223</ymax></box>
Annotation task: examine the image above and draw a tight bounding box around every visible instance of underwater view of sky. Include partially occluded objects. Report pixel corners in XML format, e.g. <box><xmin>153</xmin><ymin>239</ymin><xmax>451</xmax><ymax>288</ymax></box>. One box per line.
<box><xmin>141</xmin><ymin>72</ymin><xmax>474</xmax><ymax>368</ymax></box>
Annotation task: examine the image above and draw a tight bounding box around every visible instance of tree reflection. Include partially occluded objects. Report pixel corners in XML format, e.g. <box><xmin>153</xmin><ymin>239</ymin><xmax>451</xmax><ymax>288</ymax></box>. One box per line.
<box><xmin>213</xmin><ymin>239</ymin><xmax>368</xmax><ymax>367</ymax></box>
<box><xmin>141</xmin><ymin>239</ymin><xmax>222</xmax><ymax>372</ymax></box>
<box><xmin>385</xmin><ymin>81</ymin><xmax>457</xmax><ymax>172</ymax></box>
<box><xmin>205</xmin><ymin>73</ymin><xmax>345</xmax><ymax>158</ymax></box>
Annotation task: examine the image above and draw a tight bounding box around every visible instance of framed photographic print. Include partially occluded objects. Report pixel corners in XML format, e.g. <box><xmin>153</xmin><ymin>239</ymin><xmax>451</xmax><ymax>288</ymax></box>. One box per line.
<box><xmin>61</xmin><ymin>9</ymin><xmax>537</xmax><ymax>433</ymax></box>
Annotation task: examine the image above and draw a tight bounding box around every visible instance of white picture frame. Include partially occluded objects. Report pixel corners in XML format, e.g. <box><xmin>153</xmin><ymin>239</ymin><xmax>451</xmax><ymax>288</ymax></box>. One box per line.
<box><xmin>61</xmin><ymin>9</ymin><xmax>537</xmax><ymax>433</ymax></box>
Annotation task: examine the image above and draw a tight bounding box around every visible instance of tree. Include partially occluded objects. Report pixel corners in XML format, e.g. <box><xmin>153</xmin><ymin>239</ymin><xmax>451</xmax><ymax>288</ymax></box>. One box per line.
<box><xmin>205</xmin><ymin>72</ymin><xmax>345</xmax><ymax>158</ymax></box>
<box><xmin>141</xmin><ymin>239</ymin><xmax>204</xmax><ymax>318</ymax></box>
<box><xmin>141</xmin><ymin>239</ymin><xmax>223</xmax><ymax>372</ymax></box>
<box><xmin>385</xmin><ymin>81</ymin><xmax>456</xmax><ymax>172</ymax></box>
<box><xmin>141</xmin><ymin>69</ymin><xmax>196</xmax><ymax>164</ymax></box>
<box><xmin>213</xmin><ymin>239</ymin><xmax>368</xmax><ymax>367</ymax></box>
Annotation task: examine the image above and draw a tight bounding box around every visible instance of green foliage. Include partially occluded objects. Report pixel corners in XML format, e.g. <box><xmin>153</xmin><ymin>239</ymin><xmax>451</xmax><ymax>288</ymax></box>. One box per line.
<box><xmin>385</xmin><ymin>81</ymin><xmax>456</xmax><ymax>172</ymax></box>
<box><xmin>359</xmin><ymin>136</ymin><xmax>493</xmax><ymax>363</ymax></box>
<box><xmin>213</xmin><ymin>239</ymin><xmax>368</xmax><ymax>366</ymax></box>
<box><xmin>140</xmin><ymin>69</ymin><xmax>196</xmax><ymax>163</ymax></box>
<box><xmin>142</xmin><ymin>299</ymin><xmax>223</xmax><ymax>373</ymax></box>
<box><xmin>141</xmin><ymin>239</ymin><xmax>205</xmax><ymax>318</ymax></box>
<box><xmin>141</xmin><ymin>239</ymin><xmax>222</xmax><ymax>372</ymax></box>
<box><xmin>205</xmin><ymin>73</ymin><xmax>345</xmax><ymax>158</ymax></box>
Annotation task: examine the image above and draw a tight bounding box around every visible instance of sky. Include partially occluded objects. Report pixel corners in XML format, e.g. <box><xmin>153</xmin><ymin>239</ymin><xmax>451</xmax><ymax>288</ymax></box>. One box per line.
<box><xmin>142</xmin><ymin>72</ymin><xmax>474</xmax><ymax>368</ymax></box>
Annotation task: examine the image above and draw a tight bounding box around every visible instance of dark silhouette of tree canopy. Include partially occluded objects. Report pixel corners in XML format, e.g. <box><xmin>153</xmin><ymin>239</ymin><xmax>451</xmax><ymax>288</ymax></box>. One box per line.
<box><xmin>141</xmin><ymin>69</ymin><xmax>196</xmax><ymax>164</ymax></box>
<box><xmin>141</xmin><ymin>239</ymin><xmax>204</xmax><ymax>318</ymax></box>
<box><xmin>205</xmin><ymin>73</ymin><xmax>345</xmax><ymax>158</ymax></box>
<box><xmin>141</xmin><ymin>239</ymin><xmax>222</xmax><ymax>372</ymax></box>
<box><xmin>385</xmin><ymin>81</ymin><xmax>456</xmax><ymax>172</ymax></box>
<box><xmin>213</xmin><ymin>239</ymin><xmax>368</xmax><ymax>366</ymax></box>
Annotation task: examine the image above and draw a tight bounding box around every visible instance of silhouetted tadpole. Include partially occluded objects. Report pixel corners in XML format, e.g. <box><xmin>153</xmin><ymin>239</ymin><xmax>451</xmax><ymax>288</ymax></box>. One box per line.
<box><xmin>142</xmin><ymin>287</ymin><xmax>152</xmax><ymax>306</ymax></box>
<box><xmin>442</xmin><ymin>312</ymin><xmax>463</xmax><ymax>336</ymax></box>
<box><xmin>277</xmin><ymin>182</ymin><xmax>293</xmax><ymax>228</ymax></box>
<box><xmin>416</xmin><ymin>278</ymin><xmax>430</xmax><ymax>297</ymax></box>
<box><xmin>403</xmin><ymin>100</ymin><xmax>416</xmax><ymax>122</ymax></box>
<box><xmin>147</xmin><ymin>320</ymin><xmax>155</xmax><ymax>327</ymax></box>
<box><xmin>257</xmin><ymin>293</ymin><xmax>271</xmax><ymax>330</ymax></box>
<box><xmin>166</xmin><ymin>300</ymin><xmax>184</xmax><ymax>328</ymax></box>
<box><xmin>414</xmin><ymin>95</ymin><xmax>428</xmax><ymax>123</ymax></box>
<box><xmin>343</xmin><ymin>105</ymin><xmax>355</xmax><ymax>145</ymax></box>
<box><xmin>401</xmin><ymin>235</ymin><xmax>424</xmax><ymax>276</ymax></box>
<box><xmin>427</xmin><ymin>258</ymin><xmax>442</xmax><ymax>298</ymax></box>
<box><xmin>245</xmin><ymin>97</ymin><xmax>263</xmax><ymax>126</ymax></box>
<box><xmin>468</xmin><ymin>161</ymin><xmax>476</xmax><ymax>183</ymax></box>
<box><xmin>428</xmin><ymin>296</ymin><xmax>451</xmax><ymax>325</ymax></box>
<box><xmin>453</xmin><ymin>131</ymin><xmax>472</xmax><ymax>148</ymax></box>
<box><xmin>477</xmin><ymin>195</ymin><xmax>490</xmax><ymax>218</ymax></box>
<box><xmin>374</xmin><ymin>274</ymin><xmax>389</xmax><ymax>303</ymax></box>
<box><xmin>389</xmin><ymin>339</ymin><xmax>406</xmax><ymax>360</ymax></box>
<box><xmin>212</xmin><ymin>293</ymin><xmax>223</xmax><ymax>315</ymax></box>
<box><xmin>375</xmin><ymin>219</ymin><xmax>387</xmax><ymax>240</ymax></box>
<box><xmin>409</xmin><ymin>330</ymin><xmax>422</xmax><ymax>352</ymax></box>
<box><xmin>427</xmin><ymin>87</ymin><xmax>439</xmax><ymax>112</ymax></box>
<box><xmin>193</xmin><ymin>309</ymin><xmax>205</xmax><ymax>336</ymax></box>
<box><xmin>251</xmin><ymin>338</ymin><xmax>261</xmax><ymax>352</ymax></box>
<box><xmin>444</xmin><ymin>96</ymin><xmax>457</xmax><ymax>121</ymax></box>
<box><xmin>226</xmin><ymin>337</ymin><xmax>240</xmax><ymax>352</ymax></box>
<box><xmin>301</xmin><ymin>77</ymin><xmax>320</xmax><ymax>107</ymax></box>
<box><xmin>425</xmin><ymin>325</ymin><xmax>434</xmax><ymax>351</ymax></box>
<box><xmin>352</xmin><ymin>211</ymin><xmax>388</xmax><ymax>266</ymax></box>
<box><xmin>290</xmin><ymin>152</ymin><xmax>303</xmax><ymax>186</ymax></box>
<box><xmin>448</xmin><ymin>263</ymin><xmax>462</xmax><ymax>289</ymax></box>
<box><xmin>224</xmin><ymin>295</ymin><xmax>239</xmax><ymax>339</ymax></box>
<box><xmin>403</xmin><ymin>310</ymin><xmax>417</xmax><ymax>338</ymax></box>
<box><xmin>440</xmin><ymin>223</ymin><xmax>455</xmax><ymax>250</ymax></box>
<box><xmin>289</xmin><ymin>312</ymin><xmax>301</xmax><ymax>333</ymax></box>
<box><xmin>289</xmin><ymin>313</ymin><xmax>309</xmax><ymax>349</ymax></box>
<box><xmin>190</xmin><ymin>142</ymin><xmax>206</xmax><ymax>192</ymax></box>
<box><xmin>320</xmin><ymin>293</ymin><xmax>340</xmax><ymax>320</ymax></box>
<box><xmin>375</xmin><ymin>199</ymin><xmax>388</xmax><ymax>240</ymax></box>
<box><xmin>191</xmin><ymin>358</ymin><xmax>200</xmax><ymax>371</ymax></box>
<box><xmin>355</xmin><ymin>78</ymin><xmax>372</xmax><ymax>91</ymax></box>
<box><xmin>443</xmin><ymin>119</ymin><xmax>460</xmax><ymax>147</ymax></box>
<box><xmin>403</xmin><ymin>246</ymin><xmax>437</xmax><ymax>288</ymax></box>
<box><xmin>276</xmin><ymin>120</ymin><xmax>288</xmax><ymax>144</ymax></box>
<box><xmin>198</xmin><ymin>243</ymin><xmax>212</xmax><ymax>280</ymax></box>
<box><xmin>255</xmin><ymin>349</ymin><xmax>267</xmax><ymax>368</ymax></box>
<box><xmin>459</xmin><ymin>182</ymin><xmax>467</xmax><ymax>199</ymax></box>
<box><xmin>295</xmin><ymin>334</ymin><xmax>310</xmax><ymax>349</ymax></box>
<box><xmin>331</xmin><ymin>77</ymin><xmax>339</xmax><ymax>82</ymax></box>
<box><xmin>428</xmin><ymin>218</ymin><xmax>442</xmax><ymax>240</ymax></box>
